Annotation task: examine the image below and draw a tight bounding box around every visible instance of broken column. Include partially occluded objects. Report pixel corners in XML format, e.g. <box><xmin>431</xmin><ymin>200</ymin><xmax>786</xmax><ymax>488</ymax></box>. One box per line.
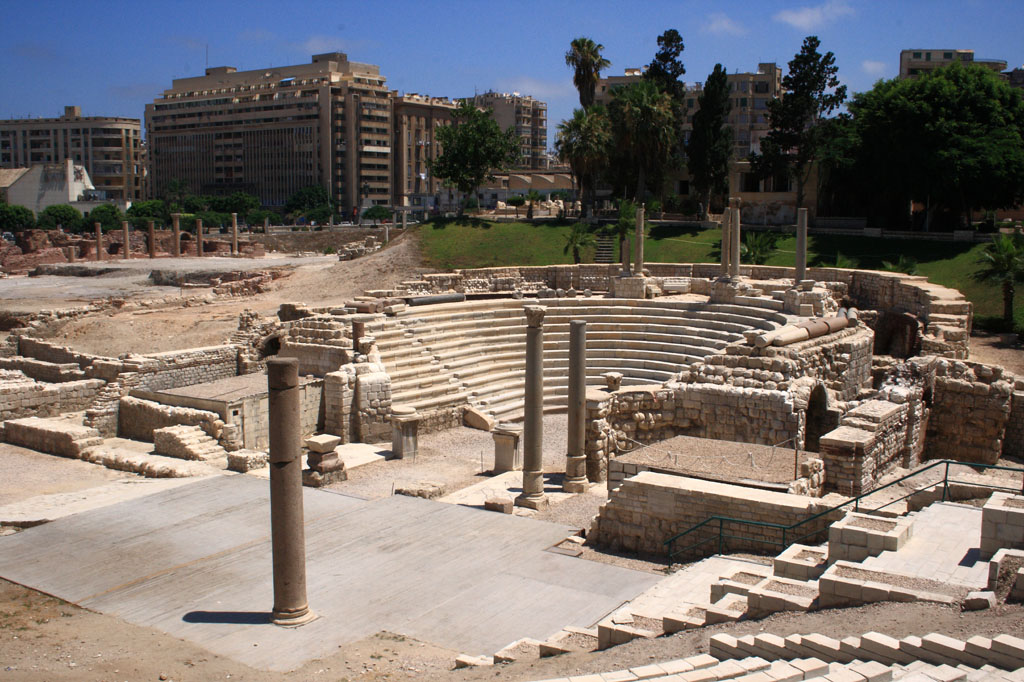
<box><xmin>266</xmin><ymin>357</ymin><xmax>314</xmax><ymax>627</ymax></box>
<box><xmin>795</xmin><ymin>207</ymin><xmax>808</xmax><ymax>284</ymax></box>
<box><xmin>633</xmin><ymin>204</ymin><xmax>645</xmax><ymax>276</ymax></box>
<box><xmin>147</xmin><ymin>220</ymin><xmax>156</xmax><ymax>258</ymax></box>
<box><xmin>516</xmin><ymin>305</ymin><xmax>548</xmax><ymax>510</ymax></box>
<box><xmin>391</xmin><ymin>405</ymin><xmax>420</xmax><ymax>459</ymax></box>
<box><xmin>231</xmin><ymin>212</ymin><xmax>239</xmax><ymax>255</ymax></box>
<box><xmin>195</xmin><ymin>218</ymin><xmax>204</xmax><ymax>257</ymax></box>
<box><xmin>563</xmin><ymin>319</ymin><xmax>588</xmax><ymax>493</ymax></box>
<box><xmin>492</xmin><ymin>423</ymin><xmax>522</xmax><ymax>473</ymax></box>
<box><xmin>121</xmin><ymin>220</ymin><xmax>130</xmax><ymax>259</ymax></box>
<box><xmin>729</xmin><ymin>197</ymin><xmax>741</xmax><ymax>278</ymax></box>
<box><xmin>351</xmin><ymin>320</ymin><xmax>365</xmax><ymax>354</ymax></box>
<box><xmin>171</xmin><ymin>213</ymin><xmax>181</xmax><ymax>257</ymax></box>
<box><xmin>302</xmin><ymin>433</ymin><xmax>346</xmax><ymax>487</ymax></box>
<box><xmin>94</xmin><ymin>222</ymin><xmax>103</xmax><ymax>261</ymax></box>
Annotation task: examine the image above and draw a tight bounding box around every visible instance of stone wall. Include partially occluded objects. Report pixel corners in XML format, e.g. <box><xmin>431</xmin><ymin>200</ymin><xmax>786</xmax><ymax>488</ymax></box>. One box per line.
<box><xmin>589</xmin><ymin>470</ymin><xmax>843</xmax><ymax>557</ymax></box>
<box><xmin>1006</xmin><ymin>389</ymin><xmax>1024</xmax><ymax>460</ymax></box>
<box><xmin>819</xmin><ymin>399</ymin><xmax>910</xmax><ymax>496</ymax></box>
<box><xmin>322</xmin><ymin>361</ymin><xmax>390</xmax><ymax>443</ymax></box>
<box><xmin>0</xmin><ymin>370</ymin><xmax>104</xmax><ymax>421</ymax></box>
<box><xmin>0</xmin><ymin>356</ymin><xmax>86</xmax><ymax>382</ymax></box>
<box><xmin>118</xmin><ymin>396</ymin><xmax>224</xmax><ymax>443</ymax></box>
<box><xmin>925</xmin><ymin>360</ymin><xmax>1016</xmax><ymax>465</ymax></box>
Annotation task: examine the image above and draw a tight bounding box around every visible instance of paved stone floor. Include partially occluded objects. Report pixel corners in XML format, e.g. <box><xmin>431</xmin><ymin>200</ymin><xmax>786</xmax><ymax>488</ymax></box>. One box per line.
<box><xmin>0</xmin><ymin>474</ymin><xmax>658</xmax><ymax>672</ymax></box>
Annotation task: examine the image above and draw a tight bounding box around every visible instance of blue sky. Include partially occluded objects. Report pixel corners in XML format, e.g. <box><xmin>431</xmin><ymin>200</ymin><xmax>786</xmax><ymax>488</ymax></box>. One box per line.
<box><xmin>2</xmin><ymin>0</ymin><xmax>1022</xmax><ymax>148</ymax></box>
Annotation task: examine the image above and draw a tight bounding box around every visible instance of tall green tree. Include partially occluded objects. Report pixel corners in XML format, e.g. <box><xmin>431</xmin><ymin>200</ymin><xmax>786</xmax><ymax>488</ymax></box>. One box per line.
<box><xmin>643</xmin><ymin>29</ymin><xmax>686</xmax><ymax>101</ymax></box>
<box><xmin>37</xmin><ymin>204</ymin><xmax>83</xmax><ymax>232</ymax></box>
<box><xmin>285</xmin><ymin>186</ymin><xmax>332</xmax><ymax>215</ymax></box>
<box><xmin>608</xmin><ymin>80</ymin><xmax>676</xmax><ymax>201</ymax></box>
<box><xmin>85</xmin><ymin>204</ymin><xmax>122</xmax><ymax>232</ymax></box>
<box><xmin>525</xmin><ymin>189</ymin><xmax>541</xmax><ymax>220</ymax></box>
<box><xmin>126</xmin><ymin>199</ymin><xmax>170</xmax><ymax>228</ymax></box>
<box><xmin>973</xmin><ymin>232</ymin><xmax>1024</xmax><ymax>324</ymax></box>
<box><xmin>506</xmin><ymin>194</ymin><xmax>525</xmax><ymax>218</ymax></box>
<box><xmin>849</xmin><ymin>62</ymin><xmax>1024</xmax><ymax>229</ymax></box>
<box><xmin>565</xmin><ymin>37</ymin><xmax>611</xmax><ymax>110</ymax></box>
<box><xmin>0</xmin><ymin>203</ymin><xmax>35</xmax><ymax>233</ymax></box>
<box><xmin>428</xmin><ymin>100</ymin><xmax>519</xmax><ymax>216</ymax></box>
<box><xmin>555</xmin><ymin>106</ymin><xmax>611</xmax><ymax>218</ymax></box>
<box><xmin>687</xmin><ymin>64</ymin><xmax>733</xmax><ymax>219</ymax></box>
<box><xmin>751</xmin><ymin>35</ymin><xmax>846</xmax><ymax>210</ymax></box>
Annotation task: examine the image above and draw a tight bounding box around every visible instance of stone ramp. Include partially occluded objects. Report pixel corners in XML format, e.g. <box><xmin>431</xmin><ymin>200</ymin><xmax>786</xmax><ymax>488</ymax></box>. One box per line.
<box><xmin>0</xmin><ymin>474</ymin><xmax>658</xmax><ymax>672</ymax></box>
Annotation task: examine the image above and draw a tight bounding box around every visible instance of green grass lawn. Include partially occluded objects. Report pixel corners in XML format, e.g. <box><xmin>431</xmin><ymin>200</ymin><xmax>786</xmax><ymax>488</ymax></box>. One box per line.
<box><xmin>418</xmin><ymin>219</ymin><xmax>1018</xmax><ymax>328</ymax></box>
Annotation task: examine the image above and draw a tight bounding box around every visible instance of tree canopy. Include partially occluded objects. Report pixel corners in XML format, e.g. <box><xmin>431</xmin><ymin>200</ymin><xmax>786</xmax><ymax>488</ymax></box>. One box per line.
<box><xmin>847</xmin><ymin>62</ymin><xmax>1024</xmax><ymax>229</ymax></box>
<box><xmin>687</xmin><ymin>64</ymin><xmax>733</xmax><ymax>218</ymax></box>
<box><xmin>608</xmin><ymin>80</ymin><xmax>676</xmax><ymax>201</ymax></box>
<box><xmin>37</xmin><ymin>204</ymin><xmax>83</xmax><ymax>232</ymax></box>
<box><xmin>285</xmin><ymin>186</ymin><xmax>332</xmax><ymax>216</ymax></box>
<box><xmin>973</xmin><ymin>232</ymin><xmax>1024</xmax><ymax>324</ymax></box>
<box><xmin>565</xmin><ymin>37</ymin><xmax>611</xmax><ymax>110</ymax></box>
<box><xmin>85</xmin><ymin>204</ymin><xmax>123</xmax><ymax>232</ymax></box>
<box><xmin>126</xmin><ymin>199</ymin><xmax>171</xmax><ymax>228</ymax></box>
<box><xmin>0</xmin><ymin>203</ymin><xmax>35</xmax><ymax>233</ymax></box>
<box><xmin>751</xmin><ymin>35</ymin><xmax>846</xmax><ymax>209</ymax></box>
<box><xmin>556</xmin><ymin>106</ymin><xmax>611</xmax><ymax>218</ymax></box>
<box><xmin>428</xmin><ymin>100</ymin><xmax>519</xmax><ymax>215</ymax></box>
<box><xmin>643</xmin><ymin>29</ymin><xmax>686</xmax><ymax>102</ymax></box>
<box><xmin>362</xmin><ymin>204</ymin><xmax>391</xmax><ymax>225</ymax></box>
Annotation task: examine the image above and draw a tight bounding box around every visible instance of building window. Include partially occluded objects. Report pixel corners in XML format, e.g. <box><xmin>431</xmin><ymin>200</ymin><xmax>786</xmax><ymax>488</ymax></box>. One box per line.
<box><xmin>943</xmin><ymin>52</ymin><xmax>953</xmax><ymax>60</ymax></box>
<box><xmin>925</xmin><ymin>52</ymin><xmax>931</xmax><ymax>61</ymax></box>
<box><xmin>912</xmin><ymin>52</ymin><xmax>922</xmax><ymax>59</ymax></box>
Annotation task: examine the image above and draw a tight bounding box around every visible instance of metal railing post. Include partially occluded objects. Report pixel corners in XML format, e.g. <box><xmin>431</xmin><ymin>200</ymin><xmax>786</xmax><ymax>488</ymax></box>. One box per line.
<box><xmin>718</xmin><ymin>518</ymin><xmax>725</xmax><ymax>555</ymax></box>
<box><xmin>943</xmin><ymin>461</ymin><xmax>950</xmax><ymax>502</ymax></box>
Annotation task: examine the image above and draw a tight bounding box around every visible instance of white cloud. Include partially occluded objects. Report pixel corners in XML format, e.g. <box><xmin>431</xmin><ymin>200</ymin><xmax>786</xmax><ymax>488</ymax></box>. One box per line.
<box><xmin>493</xmin><ymin>76</ymin><xmax>575</xmax><ymax>101</ymax></box>
<box><xmin>704</xmin><ymin>13</ymin><xmax>747</xmax><ymax>36</ymax></box>
<box><xmin>300</xmin><ymin>35</ymin><xmax>351</xmax><ymax>54</ymax></box>
<box><xmin>774</xmin><ymin>0</ymin><xmax>854</xmax><ymax>30</ymax></box>
<box><xmin>861</xmin><ymin>60</ymin><xmax>887</xmax><ymax>76</ymax></box>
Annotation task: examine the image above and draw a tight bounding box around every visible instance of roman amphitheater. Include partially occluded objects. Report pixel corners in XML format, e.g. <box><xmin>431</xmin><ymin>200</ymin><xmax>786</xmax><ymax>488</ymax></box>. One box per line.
<box><xmin>0</xmin><ymin>218</ymin><xmax>1022</xmax><ymax>682</ymax></box>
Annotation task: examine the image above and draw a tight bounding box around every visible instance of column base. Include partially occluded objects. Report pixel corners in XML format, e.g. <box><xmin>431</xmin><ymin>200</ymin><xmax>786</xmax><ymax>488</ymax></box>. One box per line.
<box><xmin>271</xmin><ymin>606</ymin><xmax>318</xmax><ymax>627</ymax></box>
<box><xmin>514</xmin><ymin>492</ymin><xmax>549</xmax><ymax>511</ymax></box>
<box><xmin>562</xmin><ymin>476</ymin><xmax>589</xmax><ymax>493</ymax></box>
<box><xmin>302</xmin><ymin>468</ymin><xmax>347</xmax><ymax>487</ymax></box>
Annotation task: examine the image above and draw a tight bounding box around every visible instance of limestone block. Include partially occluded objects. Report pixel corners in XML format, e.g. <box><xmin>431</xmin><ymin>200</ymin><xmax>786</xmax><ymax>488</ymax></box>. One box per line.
<box><xmin>962</xmin><ymin>590</ymin><xmax>996</xmax><ymax>611</ymax></box>
<box><xmin>227</xmin><ymin>449</ymin><xmax>268</xmax><ymax>472</ymax></box>
<box><xmin>463</xmin><ymin>406</ymin><xmax>495</xmax><ymax>431</ymax></box>
<box><xmin>305</xmin><ymin>433</ymin><xmax>341</xmax><ymax>453</ymax></box>
<box><xmin>484</xmin><ymin>497</ymin><xmax>513</xmax><ymax>514</ymax></box>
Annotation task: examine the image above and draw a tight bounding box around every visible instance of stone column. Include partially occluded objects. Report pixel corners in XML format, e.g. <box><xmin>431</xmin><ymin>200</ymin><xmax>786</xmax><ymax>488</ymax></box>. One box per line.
<box><xmin>121</xmin><ymin>220</ymin><xmax>130</xmax><ymax>259</ymax></box>
<box><xmin>795</xmin><ymin>207</ymin><xmax>808</xmax><ymax>284</ymax></box>
<box><xmin>147</xmin><ymin>221</ymin><xmax>156</xmax><ymax>258</ymax></box>
<box><xmin>171</xmin><ymin>213</ymin><xmax>181</xmax><ymax>257</ymax></box>
<box><xmin>351</xmin><ymin>320</ymin><xmax>365</xmax><ymax>354</ymax></box>
<box><xmin>401</xmin><ymin>210</ymin><xmax>407</xmax><ymax>230</ymax></box>
<box><xmin>564</xmin><ymin>319</ymin><xmax>588</xmax><ymax>493</ymax></box>
<box><xmin>266</xmin><ymin>358</ymin><xmax>314</xmax><ymax>627</ymax></box>
<box><xmin>516</xmin><ymin>305</ymin><xmax>548</xmax><ymax>510</ymax></box>
<box><xmin>729</xmin><ymin>198</ymin><xmax>741</xmax><ymax>278</ymax></box>
<box><xmin>195</xmin><ymin>218</ymin><xmax>204</xmax><ymax>257</ymax></box>
<box><xmin>720</xmin><ymin>210</ymin><xmax>731</xmax><ymax>276</ymax></box>
<box><xmin>94</xmin><ymin>222</ymin><xmax>103</xmax><ymax>261</ymax></box>
<box><xmin>633</xmin><ymin>204</ymin><xmax>645</xmax><ymax>277</ymax></box>
<box><xmin>231</xmin><ymin>212</ymin><xmax>239</xmax><ymax>255</ymax></box>
<box><xmin>620</xmin><ymin>236</ymin><xmax>631</xmax><ymax>276</ymax></box>
<box><xmin>391</xmin><ymin>406</ymin><xmax>420</xmax><ymax>459</ymax></box>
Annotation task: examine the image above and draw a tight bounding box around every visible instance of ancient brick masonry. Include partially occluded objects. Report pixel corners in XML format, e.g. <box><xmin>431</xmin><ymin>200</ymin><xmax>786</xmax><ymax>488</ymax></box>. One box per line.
<box><xmin>0</xmin><ymin>369</ymin><xmax>104</xmax><ymax>421</ymax></box>
<box><xmin>819</xmin><ymin>400</ymin><xmax>910</xmax><ymax>496</ymax></box>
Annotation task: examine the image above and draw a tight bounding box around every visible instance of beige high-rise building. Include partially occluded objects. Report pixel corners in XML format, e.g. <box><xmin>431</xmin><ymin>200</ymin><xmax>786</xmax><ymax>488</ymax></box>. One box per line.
<box><xmin>899</xmin><ymin>49</ymin><xmax>1007</xmax><ymax>79</ymax></box>
<box><xmin>461</xmin><ymin>92</ymin><xmax>548</xmax><ymax>170</ymax></box>
<box><xmin>684</xmin><ymin>62</ymin><xmax>782</xmax><ymax>159</ymax></box>
<box><xmin>145</xmin><ymin>52</ymin><xmax>392</xmax><ymax>213</ymax></box>
<box><xmin>0</xmin><ymin>106</ymin><xmax>142</xmax><ymax>202</ymax></box>
<box><xmin>391</xmin><ymin>93</ymin><xmax>458</xmax><ymax>214</ymax></box>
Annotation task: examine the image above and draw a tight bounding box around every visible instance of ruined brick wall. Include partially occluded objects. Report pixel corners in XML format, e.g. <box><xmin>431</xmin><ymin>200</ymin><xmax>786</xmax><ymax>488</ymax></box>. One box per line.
<box><xmin>118</xmin><ymin>395</ymin><xmax>223</xmax><ymax>442</ymax></box>
<box><xmin>925</xmin><ymin>360</ymin><xmax>1016</xmax><ymax>464</ymax></box>
<box><xmin>0</xmin><ymin>356</ymin><xmax>86</xmax><ymax>382</ymax></box>
<box><xmin>589</xmin><ymin>470</ymin><xmax>842</xmax><ymax>557</ymax></box>
<box><xmin>819</xmin><ymin>399</ymin><xmax>910</xmax><ymax>496</ymax></box>
<box><xmin>323</xmin><ymin>362</ymin><xmax>391</xmax><ymax>443</ymax></box>
<box><xmin>0</xmin><ymin>370</ymin><xmax>104</xmax><ymax>421</ymax></box>
<box><xmin>1005</xmin><ymin>389</ymin><xmax>1024</xmax><ymax>460</ymax></box>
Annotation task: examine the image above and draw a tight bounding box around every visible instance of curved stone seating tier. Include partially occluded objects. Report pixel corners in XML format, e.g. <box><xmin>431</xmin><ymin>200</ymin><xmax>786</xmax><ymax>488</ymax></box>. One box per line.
<box><xmin>371</xmin><ymin>298</ymin><xmax>786</xmax><ymax>424</ymax></box>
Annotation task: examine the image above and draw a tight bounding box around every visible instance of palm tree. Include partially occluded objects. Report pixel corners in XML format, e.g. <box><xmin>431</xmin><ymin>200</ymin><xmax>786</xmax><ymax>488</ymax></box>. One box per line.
<box><xmin>973</xmin><ymin>232</ymin><xmax>1024</xmax><ymax>324</ymax></box>
<box><xmin>563</xmin><ymin>222</ymin><xmax>596</xmax><ymax>264</ymax></box>
<box><xmin>556</xmin><ymin>106</ymin><xmax>611</xmax><ymax>219</ymax></box>
<box><xmin>565</xmin><ymin>37</ymin><xmax>611</xmax><ymax>110</ymax></box>
<box><xmin>507</xmin><ymin>194</ymin><xmax>525</xmax><ymax>219</ymax></box>
<box><xmin>608</xmin><ymin>80</ymin><xmax>676</xmax><ymax>202</ymax></box>
<box><xmin>740</xmin><ymin>231</ymin><xmax>778</xmax><ymax>265</ymax></box>
<box><xmin>525</xmin><ymin>190</ymin><xmax>541</xmax><ymax>220</ymax></box>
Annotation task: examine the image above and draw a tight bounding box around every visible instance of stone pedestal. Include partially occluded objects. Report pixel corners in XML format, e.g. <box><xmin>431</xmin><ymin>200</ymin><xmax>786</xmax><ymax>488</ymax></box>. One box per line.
<box><xmin>611</xmin><ymin>275</ymin><xmax>646</xmax><ymax>299</ymax></box>
<box><xmin>516</xmin><ymin>305</ymin><xmax>549</xmax><ymax>511</ymax></box>
<box><xmin>391</xmin><ymin>405</ymin><xmax>420</xmax><ymax>459</ymax></box>
<box><xmin>492</xmin><ymin>422</ymin><xmax>522</xmax><ymax>473</ymax></box>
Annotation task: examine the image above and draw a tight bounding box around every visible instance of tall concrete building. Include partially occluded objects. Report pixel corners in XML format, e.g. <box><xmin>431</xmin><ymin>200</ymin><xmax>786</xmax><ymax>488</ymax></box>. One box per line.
<box><xmin>461</xmin><ymin>92</ymin><xmax>548</xmax><ymax>170</ymax></box>
<box><xmin>899</xmin><ymin>49</ymin><xmax>1008</xmax><ymax>79</ymax></box>
<box><xmin>391</xmin><ymin>93</ymin><xmax>458</xmax><ymax>214</ymax></box>
<box><xmin>146</xmin><ymin>53</ymin><xmax>392</xmax><ymax>212</ymax></box>
<box><xmin>0</xmin><ymin>106</ymin><xmax>142</xmax><ymax>202</ymax></box>
<box><xmin>683</xmin><ymin>62</ymin><xmax>782</xmax><ymax>159</ymax></box>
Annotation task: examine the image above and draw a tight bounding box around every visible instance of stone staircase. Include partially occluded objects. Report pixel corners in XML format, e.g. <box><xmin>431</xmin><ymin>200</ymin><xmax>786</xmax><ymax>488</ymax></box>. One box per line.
<box><xmin>153</xmin><ymin>424</ymin><xmax>229</xmax><ymax>461</ymax></box>
<box><xmin>594</xmin><ymin>235</ymin><xmax>615</xmax><ymax>264</ymax></box>
<box><xmin>371</xmin><ymin>298</ymin><xmax>783</xmax><ymax>426</ymax></box>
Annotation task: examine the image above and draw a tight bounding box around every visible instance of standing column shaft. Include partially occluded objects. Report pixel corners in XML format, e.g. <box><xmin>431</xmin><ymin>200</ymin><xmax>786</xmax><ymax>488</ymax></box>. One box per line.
<box><xmin>171</xmin><ymin>213</ymin><xmax>181</xmax><ymax>257</ymax></box>
<box><xmin>729</xmin><ymin>198</ymin><xmax>741</xmax><ymax>278</ymax></box>
<box><xmin>564</xmin><ymin>320</ymin><xmax>588</xmax><ymax>492</ymax></box>
<box><xmin>720</xmin><ymin>211</ymin><xmax>731</xmax><ymax>276</ymax></box>
<box><xmin>122</xmin><ymin>221</ymin><xmax>130</xmax><ymax>260</ymax></box>
<box><xmin>634</xmin><ymin>205</ymin><xmax>645</xmax><ymax>276</ymax></box>
<box><xmin>94</xmin><ymin>222</ymin><xmax>103</xmax><ymax>261</ymax></box>
<box><xmin>196</xmin><ymin>218</ymin><xmax>204</xmax><ymax>257</ymax></box>
<box><xmin>516</xmin><ymin>306</ymin><xmax>548</xmax><ymax>510</ymax></box>
<box><xmin>401</xmin><ymin>210</ymin><xmax>407</xmax><ymax>230</ymax></box>
<box><xmin>231</xmin><ymin>212</ymin><xmax>239</xmax><ymax>255</ymax></box>
<box><xmin>267</xmin><ymin>358</ymin><xmax>313</xmax><ymax>626</ymax></box>
<box><xmin>351</xmin><ymin>320</ymin><xmax>365</xmax><ymax>354</ymax></box>
<box><xmin>795</xmin><ymin>208</ymin><xmax>808</xmax><ymax>283</ymax></box>
<box><xmin>147</xmin><ymin>221</ymin><xmax>156</xmax><ymax>259</ymax></box>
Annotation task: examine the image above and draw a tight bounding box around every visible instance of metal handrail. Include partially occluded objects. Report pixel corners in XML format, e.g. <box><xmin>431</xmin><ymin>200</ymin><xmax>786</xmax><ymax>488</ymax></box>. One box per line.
<box><xmin>663</xmin><ymin>459</ymin><xmax>1024</xmax><ymax>563</ymax></box>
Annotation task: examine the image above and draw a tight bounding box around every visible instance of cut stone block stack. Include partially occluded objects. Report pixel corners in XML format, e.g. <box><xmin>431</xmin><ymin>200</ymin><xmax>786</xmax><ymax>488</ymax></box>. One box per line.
<box><xmin>152</xmin><ymin>424</ymin><xmax>228</xmax><ymax>461</ymax></box>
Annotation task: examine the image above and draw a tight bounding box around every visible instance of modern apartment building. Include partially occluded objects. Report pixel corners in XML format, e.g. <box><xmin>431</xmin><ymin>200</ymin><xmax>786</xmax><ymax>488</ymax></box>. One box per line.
<box><xmin>594</xmin><ymin>68</ymin><xmax>645</xmax><ymax>107</ymax></box>
<box><xmin>391</xmin><ymin>93</ymin><xmax>458</xmax><ymax>212</ymax></box>
<box><xmin>684</xmin><ymin>62</ymin><xmax>782</xmax><ymax>159</ymax></box>
<box><xmin>461</xmin><ymin>92</ymin><xmax>548</xmax><ymax>170</ymax></box>
<box><xmin>145</xmin><ymin>52</ymin><xmax>392</xmax><ymax>212</ymax></box>
<box><xmin>899</xmin><ymin>49</ymin><xmax>1008</xmax><ymax>79</ymax></box>
<box><xmin>0</xmin><ymin>106</ymin><xmax>142</xmax><ymax>202</ymax></box>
